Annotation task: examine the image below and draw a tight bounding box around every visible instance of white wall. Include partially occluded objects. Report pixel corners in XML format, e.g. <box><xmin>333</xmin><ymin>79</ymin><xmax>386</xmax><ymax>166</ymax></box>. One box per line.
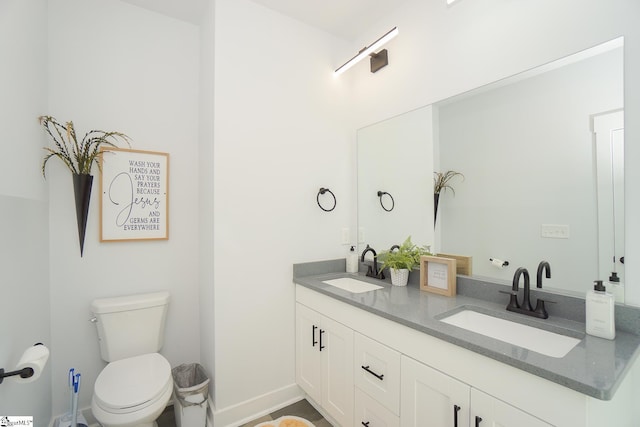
<box><xmin>0</xmin><ymin>1</ymin><xmax>51</xmax><ymax>424</ymax></box>
<box><xmin>198</xmin><ymin>0</ymin><xmax>216</xmax><ymax>417</ymax></box>
<box><xmin>349</xmin><ymin>0</ymin><xmax>640</xmax><ymax>305</ymax></box>
<box><xmin>357</xmin><ymin>106</ymin><xmax>434</xmax><ymax>253</ymax></box>
<box><xmin>46</xmin><ymin>0</ymin><xmax>201</xmax><ymax>415</ymax></box>
<box><xmin>209</xmin><ymin>0</ymin><xmax>353</xmax><ymax>422</ymax></box>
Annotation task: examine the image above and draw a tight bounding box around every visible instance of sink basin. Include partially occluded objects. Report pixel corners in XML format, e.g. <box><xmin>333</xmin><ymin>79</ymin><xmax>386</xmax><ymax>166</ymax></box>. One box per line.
<box><xmin>322</xmin><ymin>277</ymin><xmax>384</xmax><ymax>294</ymax></box>
<box><xmin>439</xmin><ymin>308</ymin><xmax>581</xmax><ymax>358</ymax></box>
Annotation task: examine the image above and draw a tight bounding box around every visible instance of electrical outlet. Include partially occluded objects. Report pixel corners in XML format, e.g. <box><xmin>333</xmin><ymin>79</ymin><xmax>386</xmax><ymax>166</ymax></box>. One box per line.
<box><xmin>541</xmin><ymin>224</ymin><xmax>570</xmax><ymax>239</ymax></box>
<box><xmin>341</xmin><ymin>227</ymin><xmax>350</xmax><ymax>245</ymax></box>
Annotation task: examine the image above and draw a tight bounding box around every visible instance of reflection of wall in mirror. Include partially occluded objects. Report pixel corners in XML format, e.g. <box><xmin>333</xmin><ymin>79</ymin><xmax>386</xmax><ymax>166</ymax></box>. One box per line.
<box><xmin>594</xmin><ymin>110</ymin><xmax>625</xmax><ymax>299</ymax></box>
<box><xmin>357</xmin><ymin>106</ymin><xmax>435</xmax><ymax>255</ymax></box>
<box><xmin>437</xmin><ymin>46</ymin><xmax>623</xmax><ymax>295</ymax></box>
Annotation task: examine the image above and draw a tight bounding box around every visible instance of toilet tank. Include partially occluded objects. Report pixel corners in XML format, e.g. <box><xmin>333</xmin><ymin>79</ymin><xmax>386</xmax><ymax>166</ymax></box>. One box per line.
<box><xmin>91</xmin><ymin>291</ymin><xmax>170</xmax><ymax>362</ymax></box>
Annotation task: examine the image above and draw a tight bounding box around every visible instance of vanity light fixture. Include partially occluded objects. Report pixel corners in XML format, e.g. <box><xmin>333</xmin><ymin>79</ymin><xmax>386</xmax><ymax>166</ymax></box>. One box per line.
<box><xmin>334</xmin><ymin>27</ymin><xmax>399</xmax><ymax>75</ymax></box>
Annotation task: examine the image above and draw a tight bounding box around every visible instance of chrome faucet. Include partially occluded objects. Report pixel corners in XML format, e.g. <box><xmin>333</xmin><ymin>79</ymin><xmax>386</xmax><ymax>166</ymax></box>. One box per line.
<box><xmin>504</xmin><ymin>262</ymin><xmax>552</xmax><ymax>319</ymax></box>
<box><xmin>361</xmin><ymin>245</ymin><xmax>385</xmax><ymax>279</ymax></box>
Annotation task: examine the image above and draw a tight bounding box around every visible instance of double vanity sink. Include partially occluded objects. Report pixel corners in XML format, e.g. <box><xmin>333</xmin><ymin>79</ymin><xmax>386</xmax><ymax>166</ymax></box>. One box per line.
<box><xmin>437</xmin><ymin>306</ymin><xmax>581</xmax><ymax>358</ymax></box>
<box><xmin>296</xmin><ymin>264</ymin><xmax>640</xmax><ymax>401</ymax></box>
<box><xmin>322</xmin><ymin>276</ymin><xmax>581</xmax><ymax>359</ymax></box>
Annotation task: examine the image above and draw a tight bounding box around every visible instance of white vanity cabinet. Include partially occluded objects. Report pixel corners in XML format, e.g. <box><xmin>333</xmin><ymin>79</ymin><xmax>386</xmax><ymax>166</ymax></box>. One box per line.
<box><xmin>354</xmin><ymin>332</ymin><xmax>401</xmax><ymax>427</ymax></box>
<box><xmin>295</xmin><ymin>302</ymin><xmax>354</xmax><ymax>427</ymax></box>
<box><xmin>354</xmin><ymin>332</ymin><xmax>401</xmax><ymax>415</ymax></box>
<box><xmin>355</xmin><ymin>387</ymin><xmax>400</xmax><ymax>427</ymax></box>
<box><xmin>470</xmin><ymin>388</ymin><xmax>551</xmax><ymax>427</ymax></box>
<box><xmin>295</xmin><ymin>284</ymin><xmax>638</xmax><ymax>427</ymax></box>
<box><xmin>401</xmin><ymin>355</ymin><xmax>551</xmax><ymax>427</ymax></box>
<box><xmin>401</xmin><ymin>355</ymin><xmax>470</xmax><ymax>427</ymax></box>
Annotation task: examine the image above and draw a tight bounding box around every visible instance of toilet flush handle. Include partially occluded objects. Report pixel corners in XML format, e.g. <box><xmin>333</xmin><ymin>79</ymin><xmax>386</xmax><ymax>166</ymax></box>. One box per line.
<box><xmin>89</xmin><ymin>317</ymin><xmax>97</xmax><ymax>323</ymax></box>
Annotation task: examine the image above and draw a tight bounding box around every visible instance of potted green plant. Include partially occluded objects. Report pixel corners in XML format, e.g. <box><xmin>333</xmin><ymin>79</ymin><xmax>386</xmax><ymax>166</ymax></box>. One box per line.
<box><xmin>378</xmin><ymin>236</ymin><xmax>432</xmax><ymax>286</ymax></box>
<box><xmin>433</xmin><ymin>170</ymin><xmax>464</xmax><ymax>226</ymax></box>
<box><xmin>39</xmin><ymin>115</ymin><xmax>130</xmax><ymax>256</ymax></box>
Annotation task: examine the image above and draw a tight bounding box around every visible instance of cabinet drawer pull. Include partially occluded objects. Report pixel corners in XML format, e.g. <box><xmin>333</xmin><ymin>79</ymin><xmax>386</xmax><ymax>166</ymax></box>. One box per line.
<box><xmin>453</xmin><ymin>404</ymin><xmax>461</xmax><ymax>427</ymax></box>
<box><xmin>361</xmin><ymin>365</ymin><xmax>384</xmax><ymax>380</ymax></box>
<box><xmin>312</xmin><ymin>325</ymin><xmax>318</xmax><ymax>347</ymax></box>
<box><xmin>475</xmin><ymin>416</ymin><xmax>483</xmax><ymax>426</ymax></box>
<box><xmin>361</xmin><ymin>422</ymin><xmax>370</xmax><ymax>427</ymax></box>
<box><xmin>319</xmin><ymin>329</ymin><xmax>325</xmax><ymax>351</ymax></box>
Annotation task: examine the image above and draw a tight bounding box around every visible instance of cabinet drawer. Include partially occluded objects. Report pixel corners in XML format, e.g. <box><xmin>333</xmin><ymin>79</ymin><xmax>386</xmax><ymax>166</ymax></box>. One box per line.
<box><xmin>354</xmin><ymin>332</ymin><xmax>401</xmax><ymax>415</ymax></box>
<box><xmin>355</xmin><ymin>388</ymin><xmax>400</xmax><ymax>427</ymax></box>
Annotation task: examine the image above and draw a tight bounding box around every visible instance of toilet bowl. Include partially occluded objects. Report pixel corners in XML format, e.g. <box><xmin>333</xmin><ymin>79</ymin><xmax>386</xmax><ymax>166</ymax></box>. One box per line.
<box><xmin>91</xmin><ymin>353</ymin><xmax>172</xmax><ymax>427</ymax></box>
<box><xmin>90</xmin><ymin>291</ymin><xmax>171</xmax><ymax>427</ymax></box>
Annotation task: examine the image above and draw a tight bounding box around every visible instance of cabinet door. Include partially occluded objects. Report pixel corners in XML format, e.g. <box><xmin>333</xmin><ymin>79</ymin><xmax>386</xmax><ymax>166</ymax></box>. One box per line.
<box><xmin>470</xmin><ymin>389</ymin><xmax>552</xmax><ymax>427</ymax></box>
<box><xmin>401</xmin><ymin>356</ymin><xmax>470</xmax><ymax>427</ymax></box>
<box><xmin>356</xmin><ymin>387</ymin><xmax>400</xmax><ymax>427</ymax></box>
<box><xmin>322</xmin><ymin>315</ymin><xmax>354</xmax><ymax>427</ymax></box>
<box><xmin>295</xmin><ymin>303</ymin><xmax>323</xmax><ymax>404</ymax></box>
<box><xmin>355</xmin><ymin>332</ymin><xmax>401</xmax><ymax>415</ymax></box>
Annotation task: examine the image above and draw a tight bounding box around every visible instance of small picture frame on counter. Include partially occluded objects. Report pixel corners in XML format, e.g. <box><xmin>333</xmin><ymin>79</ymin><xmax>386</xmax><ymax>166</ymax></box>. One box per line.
<box><xmin>435</xmin><ymin>253</ymin><xmax>472</xmax><ymax>276</ymax></box>
<box><xmin>420</xmin><ymin>255</ymin><xmax>457</xmax><ymax>297</ymax></box>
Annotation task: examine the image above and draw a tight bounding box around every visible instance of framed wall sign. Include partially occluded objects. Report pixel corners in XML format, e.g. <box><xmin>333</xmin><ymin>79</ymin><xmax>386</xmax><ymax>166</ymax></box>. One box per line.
<box><xmin>420</xmin><ymin>255</ymin><xmax>457</xmax><ymax>296</ymax></box>
<box><xmin>100</xmin><ymin>148</ymin><xmax>169</xmax><ymax>241</ymax></box>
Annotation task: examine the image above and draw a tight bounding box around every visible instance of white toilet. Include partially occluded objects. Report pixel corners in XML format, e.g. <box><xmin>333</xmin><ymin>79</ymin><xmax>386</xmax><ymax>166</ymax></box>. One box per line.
<box><xmin>90</xmin><ymin>291</ymin><xmax>172</xmax><ymax>427</ymax></box>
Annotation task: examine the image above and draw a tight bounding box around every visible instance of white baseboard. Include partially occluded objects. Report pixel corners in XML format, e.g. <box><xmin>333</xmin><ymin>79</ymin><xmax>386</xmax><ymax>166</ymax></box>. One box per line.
<box><xmin>209</xmin><ymin>383</ymin><xmax>304</xmax><ymax>427</ymax></box>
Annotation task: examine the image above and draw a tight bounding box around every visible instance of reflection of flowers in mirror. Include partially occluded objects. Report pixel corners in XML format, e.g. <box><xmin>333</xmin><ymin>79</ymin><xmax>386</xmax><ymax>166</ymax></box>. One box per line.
<box><xmin>433</xmin><ymin>170</ymin><xmax>464</xmax><ymax>195</ymax></box>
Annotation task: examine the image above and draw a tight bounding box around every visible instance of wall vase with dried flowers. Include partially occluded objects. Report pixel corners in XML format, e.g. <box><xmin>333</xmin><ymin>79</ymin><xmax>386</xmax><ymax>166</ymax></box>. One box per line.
<box><xmin>433</xmin><ymin>170</ymin><xmax>464</xmax><ymax>227</ymax></box>
<box><xmin>39</xmin><ymin>116</ymin><xmax>130</xmax><ymax>256</ymax></box>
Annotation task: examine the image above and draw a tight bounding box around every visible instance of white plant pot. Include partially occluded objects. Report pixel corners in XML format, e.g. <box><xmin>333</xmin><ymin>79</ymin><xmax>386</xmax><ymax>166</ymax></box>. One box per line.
<box><xmin>390</xmin><ymin>268</ymin><xmax>410</xmax><ymax>287</ymax></box>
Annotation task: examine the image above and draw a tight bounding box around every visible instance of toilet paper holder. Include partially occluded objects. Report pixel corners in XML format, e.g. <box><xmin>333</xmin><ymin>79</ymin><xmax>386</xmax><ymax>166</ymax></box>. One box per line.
<box><xmin>0</xmin><ymin>342</ymin><xmax>43</xmax><ymax>384</ymax></box>
<box><xmin>0</xmin><ymin>366</ymin><xmax>34</xmax><ymax>384</ymax></box>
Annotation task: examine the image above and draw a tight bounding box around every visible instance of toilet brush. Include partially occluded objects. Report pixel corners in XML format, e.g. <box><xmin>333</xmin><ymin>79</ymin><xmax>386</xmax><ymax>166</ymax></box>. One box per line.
<box><xmin>71</xmin><ymin>372</ymin><xmax>79</xmax><ymax>427</ymax></box>
<box><xmin>55</xmin><ymin>369</ymin><xmax>87</xmax><ymax>427</ymax></box>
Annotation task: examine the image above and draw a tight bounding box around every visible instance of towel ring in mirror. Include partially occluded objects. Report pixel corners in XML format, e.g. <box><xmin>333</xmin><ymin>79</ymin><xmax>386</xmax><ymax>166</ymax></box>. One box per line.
<box><xmin>377</xmin><ymin>191</ymin><xmax>394</xmax><ymax>212</ymax></box>
<box><xmin>317</xmin><ymin>187</ymin><xmax>337</xmax><ymax>212</ymax></box>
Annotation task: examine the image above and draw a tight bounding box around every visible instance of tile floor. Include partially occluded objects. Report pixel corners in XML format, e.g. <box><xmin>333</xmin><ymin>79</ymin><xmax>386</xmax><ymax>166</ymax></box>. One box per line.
<box><xmin>156</xmin><ymin>404</ymin><xmax>176</xmax><ymax>427</ymax></box>
<box><xmin>156</xmin><ymin>399</ymin><xmax>332</xmax><ymax>427</ymax></box>
<box><xmin>240</xmin><ymin>399</ymin><xmax>332</xmax><ymax>427</ymax></box>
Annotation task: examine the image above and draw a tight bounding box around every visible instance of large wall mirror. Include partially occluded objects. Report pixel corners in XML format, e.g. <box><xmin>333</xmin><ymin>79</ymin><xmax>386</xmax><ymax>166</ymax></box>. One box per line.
<box><xmin>357</xmin><ymin>37</ymin><xmax>624</xmax><ymax>301</ymax></box>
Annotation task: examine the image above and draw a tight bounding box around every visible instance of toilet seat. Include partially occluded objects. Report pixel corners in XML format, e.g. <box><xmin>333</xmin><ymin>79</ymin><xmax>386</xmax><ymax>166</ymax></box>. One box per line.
<box><xmin>94</xmin><ymin>353</ymin><xmax>171</xmax><ymax>414</ymax></box>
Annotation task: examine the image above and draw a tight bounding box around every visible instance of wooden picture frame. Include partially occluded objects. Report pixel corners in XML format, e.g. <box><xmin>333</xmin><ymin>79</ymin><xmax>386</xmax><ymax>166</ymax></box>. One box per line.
<box><xmin>100</xmin><ymin>148</ymin><xmax>169</xmax><ymax>242</ymax></box>
<box><xmin>420</xmin><ymin>255</ymin><xmax>457</xmax><ymax>297</ymax></box>
<box><xmin>436</xmin><ymin>253</ymin><xmax>473</xmax><ymax>276</ymax></box>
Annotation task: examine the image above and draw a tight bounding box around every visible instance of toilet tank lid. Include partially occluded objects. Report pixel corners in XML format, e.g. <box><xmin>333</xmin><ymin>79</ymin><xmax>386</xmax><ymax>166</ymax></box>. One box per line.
<box><xmin>91</xmin><ymin>291</ymin><xmax>170</xmax><ymax>314</ymax></box>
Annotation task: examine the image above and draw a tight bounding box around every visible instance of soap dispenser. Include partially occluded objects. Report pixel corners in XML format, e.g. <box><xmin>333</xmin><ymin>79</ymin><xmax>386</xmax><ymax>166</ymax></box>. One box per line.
<box><xmin>346</xmin><ymin>246</ymin><xmax>359</xmax><ymax>273</ymax></box>
<box><xmin>586</xmin><ymin>280</ymin><xmax>615</xmax><ymax>340</ymax></box>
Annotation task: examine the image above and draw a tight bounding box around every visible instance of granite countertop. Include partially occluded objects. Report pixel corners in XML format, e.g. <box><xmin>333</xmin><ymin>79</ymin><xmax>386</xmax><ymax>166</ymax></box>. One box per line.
<box><xmin>293</xmin><ymin>260</ymin><xmax>640</xmax><ymax>401</ymax></box>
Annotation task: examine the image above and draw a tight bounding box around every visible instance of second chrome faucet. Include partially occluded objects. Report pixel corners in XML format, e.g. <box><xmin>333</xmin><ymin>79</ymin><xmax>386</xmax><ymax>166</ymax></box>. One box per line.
<box><xmin>505</xmin><ymin>261</ymin><xmax>553</xmax><ymax>319</ymax></box>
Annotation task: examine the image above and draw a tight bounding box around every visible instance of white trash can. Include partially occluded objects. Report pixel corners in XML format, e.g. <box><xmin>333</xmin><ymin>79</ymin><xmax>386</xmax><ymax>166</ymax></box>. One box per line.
<box><xmin>172</xmin><ymin>363</ymin><xmax>210</xmax><ymax>427</ymax></box>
